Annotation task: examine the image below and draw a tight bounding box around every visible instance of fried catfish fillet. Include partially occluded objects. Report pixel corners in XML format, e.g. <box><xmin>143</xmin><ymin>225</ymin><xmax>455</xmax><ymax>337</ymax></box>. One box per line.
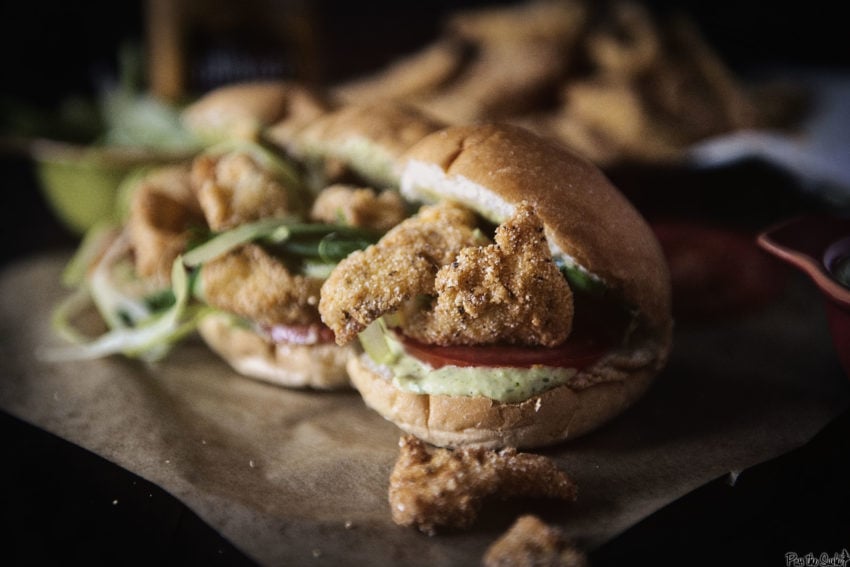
<box><xmin>200</xmin><ymin>243</ymin><xmax>323</xmax><ymax>327</ymax></box>
<box><xmin>191</xmin><ymin>151</ymin><xmax>298</xmax><ymax>231</ymax></box>
<box><xmin>389</xmin><ymin>435</ymin><xmax>577</xmax><ymax>535</ymax></box>
<box><xmin>405</xmin><ymin>202</ymin><xmax>573</xmax><ymax>346</ymax></box>
<box><xmin>127</xmin><ymin>164</ymin><xmax>204</xmax><ymax>285</ymax></box>
<box><xmin>319</xmin><ymin>202</ymin><xmax>481</xmax><ymax>344</ymax></box>
<box><xmin>309</xmin><ymin>184</ymin><xmax>408</xmax><ymax>231</ymax></box>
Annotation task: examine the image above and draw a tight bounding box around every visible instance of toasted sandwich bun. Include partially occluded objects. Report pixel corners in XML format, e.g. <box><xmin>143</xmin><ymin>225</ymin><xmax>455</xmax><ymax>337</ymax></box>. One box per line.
<box><xmin>187</xmin><ymin>103</ymin><xmax>442</xmax><ymax>389</ymax></box>
<box><xmin>347</xmin><ymin>351</ymin><xmax>659</xmax><ymax>449</ymax></box>
<box><xmin>347</xmin><ymin>123</ymin><xmax>673</xmax><ymax>448</ymax></box>
<box><xmin>181</xmin><ymin>80</ymin><xmax>331</xmax><ymax>145</ymax></box>
<box><xmin>198</xmin><ymin>312</ymin><xmax>356</xmax><ymax>390</ymax></box>
<box><xmin>279</xmin><ymin>102</ymin><xmax>446</xmax><ymax>188</ymax></box>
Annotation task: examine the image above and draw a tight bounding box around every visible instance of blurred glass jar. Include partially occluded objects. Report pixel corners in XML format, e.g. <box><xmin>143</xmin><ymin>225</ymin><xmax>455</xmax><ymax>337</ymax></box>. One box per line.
<box><xmin>31</xmin><ymin>140</ymin><xmax>190</xmax><ymax>235</ymax></box>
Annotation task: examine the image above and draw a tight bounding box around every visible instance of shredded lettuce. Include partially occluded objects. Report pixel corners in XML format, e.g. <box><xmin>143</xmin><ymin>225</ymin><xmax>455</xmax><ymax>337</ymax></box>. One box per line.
<box><xmin>60</xmin><ymin>221</ymin><xmax>120</xmax><ymax>287</ymax></box>
<box><xmin>359</xmin><ymin>318</ymin><xmax>395</xmax><ymax>365</ymax></box>
<box><xmin>43</xmin><ymin>255</ymin><xmax>207</xmax><ymax>363</ymax></box>
<box><xmin>87</xmin><ymin>234</ymin><xmax>152</xmax><ymax>329</ymax></box>
<box><xmin>47</xmin><ymin>201</ymin><xmax>383</xmax><ymax>364</ymax></box>
<box><xmin>316</xmin><ymin>231</ymin><xmax>375</xmax><ymax>263</ymax></box>
<box><xmin>301</xmin><ymin>260</ymin><xmax>337</xmax><ymax>279</ymax></box>
<box><xmin>50</xmin><ymin>285</ymin><xmax>99</xmax><ymax>346</ymax></box>
<box><xmin>555</xmin><ymin>258</ymin><xmax>607</xmax><ymax>296</ymax></box>
<box><xmin>183</xmin><ymin>218</ymin><xmax>380</xmax><ymax>268</ymax></box>
<box><xmin>101</xmin><ymin>90</ymin><xmax>200</xmax><ymax>153</ymax></box>
<box><xmin>182</xmin><ymin>217</ymin><xmax>296</xmax><ymax>267</ymax></box>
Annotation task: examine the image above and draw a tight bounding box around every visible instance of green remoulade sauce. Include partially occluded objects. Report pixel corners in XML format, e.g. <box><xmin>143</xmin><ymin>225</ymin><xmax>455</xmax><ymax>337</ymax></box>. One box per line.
<box><xmin>361</xmin><ymin>321</ymin><xmax>580</xmax><ymax>404</ymax></box>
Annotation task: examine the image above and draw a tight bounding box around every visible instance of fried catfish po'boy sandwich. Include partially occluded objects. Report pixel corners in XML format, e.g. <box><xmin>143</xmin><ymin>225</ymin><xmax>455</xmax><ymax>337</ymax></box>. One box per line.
<box><xmin>48</xmin><ymin>88</ymin><xmax>443</xmax><ymax>391</ymax></box>
<box><xmin>193</xmin><ymin>101</ymin><xmax>444</xmax><ymax>388</ymax></box>
<box><xmin>318</xmin><ymin>123</ymin><xmax>672</xmax><ymax>448</ymax></box>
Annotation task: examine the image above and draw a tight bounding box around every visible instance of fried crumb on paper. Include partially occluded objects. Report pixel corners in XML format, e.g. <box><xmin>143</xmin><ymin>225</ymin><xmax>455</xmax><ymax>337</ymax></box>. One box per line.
<box><xmin>388</xmin><ymin>435</ymin><xmax>577</xmax><ymax>536</ymax></box>
<box><xmin>483</xmin><ymin>514</ymin><xmax>588</xmax><ymax>567</ymax></box>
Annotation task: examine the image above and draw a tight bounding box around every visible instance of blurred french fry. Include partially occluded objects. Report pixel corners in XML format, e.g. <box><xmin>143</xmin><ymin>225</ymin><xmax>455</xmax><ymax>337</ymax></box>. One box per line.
<box><xmin>445</xmin><ymin>0</ymin><xmax>588</xmax><ymax>45</ymax></box>
<box><xmin>586</xmin><ymin>0</ymin><xmax>660</xmax><ymax>77</ymax></box>
<box><xmin>333</xmin><ymin>0</ymin><xmax>587</xmax><ymax>125</ymax></box>
<box><xmin>412</xmin><ymin>41</ymin><xmax>570</xmax><ymax>123</ymax></box>
<box><xmin>331</xmin><ymin>38</ymin><xmax>468</xmax><ymax>105</ymax></box>
<box><xmin>330</xmin><ymin>0</ymin><xmax>806</xmax><ymax>166</ymax></box>
<box><xmin>549</xmin><ymin>2</ymin><xmax>762</xmax><ymax>164</ymax></box>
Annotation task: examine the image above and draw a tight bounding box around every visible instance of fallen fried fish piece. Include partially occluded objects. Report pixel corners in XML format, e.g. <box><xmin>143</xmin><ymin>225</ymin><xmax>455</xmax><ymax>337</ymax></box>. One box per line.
<box><xmin>389</xmin><ymin>435</ymin><xmax>577</xmax><ymax>535</ymax></box>
<box><xmin>483</xmin><ymin>514</ymin><xmax>588</xmax><ymax>567</ymax></box>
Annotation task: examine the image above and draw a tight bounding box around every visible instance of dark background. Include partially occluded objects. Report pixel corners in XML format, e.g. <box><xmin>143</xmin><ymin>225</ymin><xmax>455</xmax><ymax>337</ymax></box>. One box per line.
<box><xmin>1</xmin><ymin>1</ymin><xmax>848</xmax><ymax>565</ymax></box>
<box><xmin>2</xmin><ymin>0</ymin><xmax>850</xmax><ymax>267</ymax></box>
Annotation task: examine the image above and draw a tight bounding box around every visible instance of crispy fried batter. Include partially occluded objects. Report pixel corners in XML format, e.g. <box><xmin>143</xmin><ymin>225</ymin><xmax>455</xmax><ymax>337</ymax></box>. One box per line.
<box><xmin>200</xmin><ymin>243</ymin><xmax>322</xmax><ymax>327</ymax></box>
<box><xmin>191</xmin><ymin>151</ymin><xmax>296</xmax><ymax>231</ymax></box>
<box><xmin>127</xmin><ymin>164</ymin><xmax>204</xmax><ymax>285</ymax></box>
<box><xmin>331</xmin><ymin>0</ymin><xmax>801</xmax><ymax>165</ymax></box>
<box><xmin>404</xmin><ymin>203</ymin><xmax>573</xmax><ymax>346</ymax></box>
<box><xmin>585</xmin><ymin>0</ymin><xmax>660</xmax><ymax>76</ymax></box>
<box><xmin>333</xmin><ymin>1</ymin><xmax>588</xmax><ymax>125</ymax></box>
<box><xmin>551</xmin><ymin>2</ymin><xmax>758</xmax><ymax>165</ymax></box>
<box><xmin>332</xmin><ymin>38</ymin><xmax>466</xmax><ymax>105</ymax></box>
<box><xmin>309</xmin><ymin>184</ymin><xmax>408</xmax><ymax>231</ymax></box>
<box><xmin>319</xmin><ymin>202</ymin><xmax>480</xmax><ymax>344</ymax></box>
<box><xmin>446</xmin><ymin>0</ymin><xmax>587</xmax><ymax>45</ymax></box>
<box><xmin>389</xmin><ymin>436</ymin><xmax>577</xmax><ymax>535</ymax></box>
<box><xmin>413</xmin><ymin>40</ymin><xmax>571</xmax><ymax>124</ymax></box>
<box><xmin>483</xmin><ymin>515</ymin><xmax>588</xmax><ymax>567</ymax></box>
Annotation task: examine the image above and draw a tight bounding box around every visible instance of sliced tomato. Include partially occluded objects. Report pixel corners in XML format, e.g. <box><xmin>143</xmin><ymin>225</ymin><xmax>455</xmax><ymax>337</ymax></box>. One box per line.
<box><xmin>395</xmin><ymin>331</ymin><xmax>608</xmax><ymax>370</ymax></box>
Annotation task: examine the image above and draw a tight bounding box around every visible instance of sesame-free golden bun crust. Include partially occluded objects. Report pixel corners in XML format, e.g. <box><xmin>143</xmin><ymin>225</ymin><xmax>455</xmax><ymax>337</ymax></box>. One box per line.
<box><xmin>198</xmin><ymin>312</ymin><xmax>355</xmax><ymax>390</ymax></box>
<box><xmin>341</xmin><ymin>122</ymin><xmax>674</xmax><ymax>448</ymax></box>
<box><xmin>400</xmin><ymin>122</ymin><xmax>671</xmax><ymax>333</ymax></box>
<box><xmin>181</xmin><ymin>80</ymin><xmax>331</xmax><ymax>145</ymax></box>
<box><xmin>283</xmin><ymin>102</ymin><xmax>447</xmax><ymax>188</ymax></box>
<box><xmin>347</xmin><ymin>351</ymin><xmax>661</xmax><ymax>450</ymax></box>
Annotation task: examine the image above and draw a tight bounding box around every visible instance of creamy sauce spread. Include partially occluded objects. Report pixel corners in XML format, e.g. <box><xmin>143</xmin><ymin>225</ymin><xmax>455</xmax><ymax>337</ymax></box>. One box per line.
<box><xmin>379</xmin><ymin>331</ymin><xmax>577</xmax><ymax>403</ymax></box>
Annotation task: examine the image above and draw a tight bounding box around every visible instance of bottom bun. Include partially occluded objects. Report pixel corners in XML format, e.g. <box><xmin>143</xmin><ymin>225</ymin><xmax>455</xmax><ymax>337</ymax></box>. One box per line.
<box><xmin>347</xmin><ymin>345</ymin><xmax>665</xmax><ymax>449</ymax></box>
<box><xmin>198</xmin><ymin>312</ymin><xmax>355</xmax><ymax>390</ymax></box>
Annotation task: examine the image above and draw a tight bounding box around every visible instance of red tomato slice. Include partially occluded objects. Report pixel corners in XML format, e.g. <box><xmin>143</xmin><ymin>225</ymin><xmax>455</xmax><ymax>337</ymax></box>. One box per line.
<box><xmin>395</xmin><ymin>331</ymin><xmax>608</xmax><ymax>370</ymax></box>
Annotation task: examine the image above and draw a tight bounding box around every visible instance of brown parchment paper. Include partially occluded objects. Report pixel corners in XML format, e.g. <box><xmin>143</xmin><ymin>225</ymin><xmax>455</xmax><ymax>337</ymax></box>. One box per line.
<box><xmin>1</xmin><ymin>252</ymin><xmax>849</xmax><ymax>566</ymax></box>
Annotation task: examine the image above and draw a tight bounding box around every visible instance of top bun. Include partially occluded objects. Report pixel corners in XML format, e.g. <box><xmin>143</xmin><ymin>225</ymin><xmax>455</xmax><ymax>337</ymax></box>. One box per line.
<box><xmin>282</xmin><ymin>103</ymin><xmax>446</xmax><ymax>189</ymax></box>
<box><xmin>181</xmin><ymin>80</ymin><xmax>331</xmax><ymax>145</ymax></box>
<box><xmin>399</xmin><ymin>123</ymin><xmax>671</xmax><ymax>331</ymax></box>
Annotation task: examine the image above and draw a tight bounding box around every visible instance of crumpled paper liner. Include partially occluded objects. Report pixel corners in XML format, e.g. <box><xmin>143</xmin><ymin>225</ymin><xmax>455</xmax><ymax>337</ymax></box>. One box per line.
<box><xmin>1</xmin><ymin>253</ymin><xmax>848</xmax><ymax>566</ymax></box>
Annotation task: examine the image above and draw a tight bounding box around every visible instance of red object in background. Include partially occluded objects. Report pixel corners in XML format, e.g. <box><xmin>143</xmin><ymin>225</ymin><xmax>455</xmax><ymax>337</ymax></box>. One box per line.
<box><xmin>758</xmin><ymin>215</ymin><xmax>850</xmax><ymax>379</ymax></box>
<box><xmin>652</xmin><ymin>220</ymin><xmax>789</xmax><ymax>321</ymax></box>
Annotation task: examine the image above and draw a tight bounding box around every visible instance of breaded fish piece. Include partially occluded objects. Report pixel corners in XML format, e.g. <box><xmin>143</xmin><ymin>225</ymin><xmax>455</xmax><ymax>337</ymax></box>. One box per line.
<box><xmin>332</xmin><ymin>38</ymin><xmax>466</xmax><ymax>105</ymax></box>
<box><xmin>405</xmin><ymin>203</ymin><xmax>573</xmax><ymax>346</ymax></box>
<box><xmin>191</xmin><ymin>151</ymin><xmax>296</xmax><ymax>231</ymax></box>
<box><xmin>412</xmin><ymin>41</ymin><xmax>568</xmax><ymax>124</ymax></box>
<box><xmin>389</xmin><ymin>436</ymin><xmax>577</xmax><ymax>535</ymax></box>
<box><xmin>200</xmin><ymin>243</ymin><xmax>322</xmax><ymax>327</ymax></box>
<box><xmin>127</xmin><ymin>164</ymin><xmax>204</xmax><ymax>285</ymax></box>
<box><xmin>320</xmin><ymin>202</ymin><xmax>480</xmax><ymax>344</ymax></box>
<box><xmin>483</xmin><ymin>515</ymin><xmax>588</xmax><ymax>567</ymax></box>
<box><xmin>309</xmin><ymin>184</ymin><xmax>408</xmax><ymax>231</ymax></box>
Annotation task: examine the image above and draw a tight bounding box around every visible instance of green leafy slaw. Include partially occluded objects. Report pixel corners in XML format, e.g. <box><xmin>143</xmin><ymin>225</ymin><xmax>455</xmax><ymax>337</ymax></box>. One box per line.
<box><xmin>47</xmin><ymin>215</ymin><xmax>382</xmax><ymax>363</ymax></box>
<box><xmin>47</xmin><ymin>246</ymin><xmax>206</xmax><ymax>363</ymax></box>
